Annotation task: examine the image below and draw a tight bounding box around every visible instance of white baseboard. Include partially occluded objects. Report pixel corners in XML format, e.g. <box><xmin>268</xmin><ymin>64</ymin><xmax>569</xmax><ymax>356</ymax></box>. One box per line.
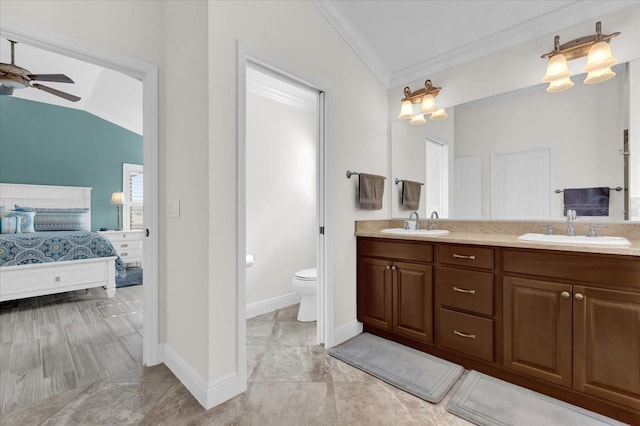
<box><xmin>329</xmin><ymin>319</ymin><xmax>362</xmax><ymax>348</ymax></box>
<box><xmin>159</xmin><ymin>343</ymin><xmax>240</xmax><ymax>410</ymax></box>
<box><xmin>246</xmin><ymin>291</ymin><xmax>301</xmax><ymax>319</ymax></box>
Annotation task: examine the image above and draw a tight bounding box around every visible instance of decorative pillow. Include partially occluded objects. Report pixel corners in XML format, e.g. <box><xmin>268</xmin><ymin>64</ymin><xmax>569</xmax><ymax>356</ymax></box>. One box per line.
<box><xmin>7</xmin><ymin>211</ymin><xmax>36</xmax><ymax>233</ymax></box>
<box><xmin>0</xmin><ymin>216</ymin><xmax>21</xmax><ymax>234</ymax></box>
<box><xmin>14</xmin><ymin>205</ymin><xmax>89</xmax><ymax>231</ymax></box>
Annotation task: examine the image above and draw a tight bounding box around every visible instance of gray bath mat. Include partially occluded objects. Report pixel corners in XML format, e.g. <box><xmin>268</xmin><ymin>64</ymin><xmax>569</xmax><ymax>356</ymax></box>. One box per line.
<box><xmin>446</xmin><ymin>371</ymin><xmax>625</xmax><ymax>426</ymax></box>
<box><xmin>328</xmin><ymin>333</ymin><xmax>463</xmax><ymax>403</ymax></box>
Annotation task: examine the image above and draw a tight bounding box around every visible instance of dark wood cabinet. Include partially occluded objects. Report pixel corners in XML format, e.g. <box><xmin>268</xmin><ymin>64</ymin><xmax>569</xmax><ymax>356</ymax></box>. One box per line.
<box><xmin>392</xmin><ymin>261</ymin><xmax>432</xmax><ymax>342</ymax></box>
<box><xmin>357</xmin><ymin>239</ymin><xmax>433</xmax><ymax>343</ymax></box>
<box><xmin>503</xmin><ymin>248</ymin><xmax>640</xmax><ymax>416</ymax></box>
<box><xmin>357</xmin><ymin>236</ymin><xmax>640</xmax><ymax>423</ymax></box>
<box><xmin>357</xmin><ymin>256</ymin><xmax>392</xmax><ymax>330</ymax></box>
<box><xmin>573</xmin><ymin>286</ymin><xmax>640</xmax><ymax>411</ymax></box>
<box><xmin>503</xmin><ymin>276</ymin><xmax>573</xmax><ymax>387</ymax></box>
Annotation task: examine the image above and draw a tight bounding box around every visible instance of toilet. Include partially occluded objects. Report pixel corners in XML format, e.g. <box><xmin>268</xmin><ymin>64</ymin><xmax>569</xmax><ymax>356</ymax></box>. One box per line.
<box><xmin>292</xmin><ymin>268</ymin><xmax>317</xmax><ymax>322</ymax></box>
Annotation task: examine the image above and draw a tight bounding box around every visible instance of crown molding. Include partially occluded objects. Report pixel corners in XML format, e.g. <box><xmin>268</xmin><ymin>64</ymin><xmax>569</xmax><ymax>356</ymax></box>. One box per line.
<box><xmin>389</xmin><ymin>0</ymin><xmax>635</xmax><ymax>88</ymax></box>
<box><xmin>313</xmin><ymin>0</ymin><xmax>636</xmax><ymax>90</ymax></box>
<box><xmin>312</xmin><ymin>0</ymin><xmax>391</xmax><ymax>87</ymax></box>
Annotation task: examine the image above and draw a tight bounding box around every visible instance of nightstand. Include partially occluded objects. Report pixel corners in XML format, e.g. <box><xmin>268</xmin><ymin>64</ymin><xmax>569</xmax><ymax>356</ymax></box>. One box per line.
<box><xmin>100</xmin><ymin>230</ymin><xmax>143</xmax><ymax>266</ymax></box>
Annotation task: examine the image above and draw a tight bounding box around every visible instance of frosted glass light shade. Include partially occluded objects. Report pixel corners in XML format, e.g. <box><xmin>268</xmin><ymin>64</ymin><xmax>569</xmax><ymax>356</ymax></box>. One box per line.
<box><xmin>584</xmin><ymin>67</ymin><xmax>616</xmax><ymax>84</ymax></box>
<box><xmin>546</xmin><ymin>76</ymin><xmax>574</xmax><ymax>93</ymax></box>
<box><xmin>399</xmin><ymin>100</ymin><xmax>414</xmax><ymax>119</ymax></box>
<box><xmin>430</xmin><ymin>108</ymin><xmax>448</xmax><ymax>120</ymax></box>
<box><xmin>409</xmin><ymin>114</ymin><xmax>426</xmax><ymax>125</ymax></box>
<box><xmin>543</xmin><ymin>54</ymin><xmax>571</xmax><ymax>83</ymax></box>
<box><xmin>420</xmin><ymin>94</ymin><xmax>436</xmax><ymax>114</ymax></box>
<box><xmin>583</xmin><ymin>41</ymin><xmax>616</xmax><ymax>73</ymax></box>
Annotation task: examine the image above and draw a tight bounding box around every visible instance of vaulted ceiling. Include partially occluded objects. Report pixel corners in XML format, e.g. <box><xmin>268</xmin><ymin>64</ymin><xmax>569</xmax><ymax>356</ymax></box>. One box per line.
<box><xmin>0</xmin><ymin>38</ymin><xmax>142</xmax><ymax>135</ymax></box>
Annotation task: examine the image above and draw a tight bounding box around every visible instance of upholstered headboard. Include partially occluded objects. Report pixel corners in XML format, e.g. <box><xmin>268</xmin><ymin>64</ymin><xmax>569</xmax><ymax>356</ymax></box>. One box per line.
<box><xmin>0</xmin><ymin>183</ymin><xmax>92</xmax><ymax>230</ymax></box>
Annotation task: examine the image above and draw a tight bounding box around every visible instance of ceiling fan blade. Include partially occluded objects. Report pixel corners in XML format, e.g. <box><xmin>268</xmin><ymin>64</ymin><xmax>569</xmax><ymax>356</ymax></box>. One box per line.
<box><xmin>32</xmin><ymin>83</ymin><xmax>81</xmax><ymax>102</ymax></box>
<box><xmin>0</xmin><ymin>84</ymin><xmax>14</xmax><ymax>95</ymax></box>
<box><xmin>27</xmin><ymin>73</ymin><xmax>75</xmax><ymax>84</ymax></box>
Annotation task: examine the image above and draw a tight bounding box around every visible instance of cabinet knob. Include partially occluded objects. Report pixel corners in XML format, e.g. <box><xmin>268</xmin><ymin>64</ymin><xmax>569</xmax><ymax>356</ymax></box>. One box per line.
<box><xmin>386</xmin><ymin>265</ymin><xmax>391</xmax><ymax>270</ymax></box>
<box><xmin>574</xmin><ymin>293</ymin><xmax>584</xmax><ymax>301</ymax></box>
<box><xmin>391</xmin><ymin>266</ymin><xmax>397</xmax><ymax>271</ymax></box>
<box><xmin>561</xmin><ymin>291</ymin><xmax>570</xmax><ymax>299</ymax></box>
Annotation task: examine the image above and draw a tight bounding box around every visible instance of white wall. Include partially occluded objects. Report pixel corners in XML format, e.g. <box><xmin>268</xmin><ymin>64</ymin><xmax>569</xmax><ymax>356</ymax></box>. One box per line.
<box><xmin>210</xmin><ymin>0</ymin><xmax>388</xmax><ymax>382</ymax></box>
<box><xmin>455</xmin><ymin>74</ymin><xmax>625</xmax><ymax>220</ymax></box>
<box><xmin>246</xmin><ymin>93</ymin><xmax>316</xmax><ymax>305</ymax></box>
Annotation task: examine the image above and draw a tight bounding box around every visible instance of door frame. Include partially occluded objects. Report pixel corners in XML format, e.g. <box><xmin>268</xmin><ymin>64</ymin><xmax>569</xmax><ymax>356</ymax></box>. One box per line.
<box><xmin>237</xmin><ymin>42</ymin><xmax>333</xmax><ymax>389</ymax></box>
<box><xmin>1</xmin><ymin>18</ymin><xmax>161</xmax><ymax>365</ymax></box>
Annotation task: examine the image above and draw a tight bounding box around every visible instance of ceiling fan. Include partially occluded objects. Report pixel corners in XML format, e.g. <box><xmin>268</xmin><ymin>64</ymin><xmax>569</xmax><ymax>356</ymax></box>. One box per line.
<box><xmin>0</xmin><ymin>40</ymin><xmax>81</xmax><ymax>102</ymax></box>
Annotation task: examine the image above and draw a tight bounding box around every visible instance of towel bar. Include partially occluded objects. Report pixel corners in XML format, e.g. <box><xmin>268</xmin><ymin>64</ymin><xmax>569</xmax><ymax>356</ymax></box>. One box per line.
<box><xmin>395</xmin><ymin>178</ymin><xmax>424</xmax><ymax>186</ymax></box>
<box><xmin>346</xmin><ymin>170</ymin><xmax>386</xmax><ymax>179</ymax></box>
<box><xmin>555</xmin><ymin>186</ymin><xmax>623</xmax><ymax>193</ymax></box>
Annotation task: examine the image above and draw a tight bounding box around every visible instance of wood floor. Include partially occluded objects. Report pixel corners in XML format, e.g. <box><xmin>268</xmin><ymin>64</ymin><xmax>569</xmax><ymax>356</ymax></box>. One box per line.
<box><xmin>0</xmin><ymin>284</ymin><xmax>143</xmax><ymax>414</ymax></box>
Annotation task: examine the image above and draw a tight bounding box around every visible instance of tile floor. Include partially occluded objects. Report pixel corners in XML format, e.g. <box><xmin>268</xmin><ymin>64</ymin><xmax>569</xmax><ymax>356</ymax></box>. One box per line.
<box><xmin>1</xmin><ymin>302</ymin><xmax>474</xmax><ymax>425</ymax></box>
<box><xmin>0</xmin><ymin>285</ymin><xmax>143</xmax><ymax>415</ymax></box>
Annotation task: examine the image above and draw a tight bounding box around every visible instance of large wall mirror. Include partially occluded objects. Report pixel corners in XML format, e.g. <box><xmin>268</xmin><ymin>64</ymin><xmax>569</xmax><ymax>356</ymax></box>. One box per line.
<box><xmin>390</xmin><ymin>63</ymin><xmax>638</xmax><ymax>222</ymax></box>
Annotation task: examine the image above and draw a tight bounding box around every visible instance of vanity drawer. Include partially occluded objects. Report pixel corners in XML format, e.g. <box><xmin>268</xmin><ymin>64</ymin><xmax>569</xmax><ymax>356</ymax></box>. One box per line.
<box><xmin>358</xmin><ymin>238</ymin><xmax>433</xmax><ymax>263</ymax></box>
<box><xmin>439</xmin><ymin>267</ymin><xmax>494</xmax><ymax>315</ymax></box>
<box><xmin>439</xmin><ymin>308</ymin><xmax>494</xmax><ymax>362</ymax></box>
<box><xmin>439</xmin><ymin>244</ymin><xmax>494</xmax><ymax>270</ymax></box>
<box><xmin>503</xmin><ymin>249</ymin><xmax>640</xmax><ymax>288</ymax></box>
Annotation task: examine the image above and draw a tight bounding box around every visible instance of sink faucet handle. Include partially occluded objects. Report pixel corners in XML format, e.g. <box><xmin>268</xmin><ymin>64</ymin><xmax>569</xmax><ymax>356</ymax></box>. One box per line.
<box><xmin>426</xmin><ymin>220</ymin><xmax>438</xmax><ymax>231</ymax></box>
<box><xmin>536</xmin><ymin>224</ymin><xmax>554</xmax><ymax>235</ymax></box>
<box><xmin>586</xmin><ymin>224</ymin><xmax>607</xmax><ymax>237</ymax></box>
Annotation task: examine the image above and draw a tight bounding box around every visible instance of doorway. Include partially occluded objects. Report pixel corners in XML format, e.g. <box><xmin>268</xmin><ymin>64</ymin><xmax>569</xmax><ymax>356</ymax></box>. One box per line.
<box><xmin>236</xmin><ymin>47</ymin><xmax>329</xmax><ymax>390</ymax></box>
<box><xmin>1</xmin><ymin>21</ymin><xmax>160</xmax><ymax>366</ymax></box>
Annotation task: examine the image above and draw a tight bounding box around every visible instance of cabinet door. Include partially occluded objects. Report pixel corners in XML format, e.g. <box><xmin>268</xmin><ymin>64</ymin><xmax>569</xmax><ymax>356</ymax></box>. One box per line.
<box><xmin>503</xmin><ymin>276</ymin><xmax>572</xmax><ymax>387</ymax></box>
<box><xmin>574</xmin><ymin>286</ymin><xmax>640</xmax><ymax>410</ymax></box>
<box><xmin>357</xmin><ymin>257</ymin><xmax>392</xmax><ymax>330</ymax></box>
<box><xmin>392</xmin><ymin>262</ymin><xmax>433</xmax><ymax>343</ymax></box>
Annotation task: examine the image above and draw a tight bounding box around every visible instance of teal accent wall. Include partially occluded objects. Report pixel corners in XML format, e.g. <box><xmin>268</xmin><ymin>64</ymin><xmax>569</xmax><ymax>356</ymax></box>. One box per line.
<box><xmin>0</xmin><ymin>96</ymin><xmax>142</xmax><ymax>231</ymax></box>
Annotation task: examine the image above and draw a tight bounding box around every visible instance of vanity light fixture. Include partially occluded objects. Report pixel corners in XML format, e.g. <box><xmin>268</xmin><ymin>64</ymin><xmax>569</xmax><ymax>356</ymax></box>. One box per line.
<box><xmin>541</xmin><ymin>21</ymin><xmax>620</xmax><ymax>93</ymax></box>
<box><xmin>398</xmin><ymin>79</ymin><xmax>447</xmax><ymax>125</ymax></box>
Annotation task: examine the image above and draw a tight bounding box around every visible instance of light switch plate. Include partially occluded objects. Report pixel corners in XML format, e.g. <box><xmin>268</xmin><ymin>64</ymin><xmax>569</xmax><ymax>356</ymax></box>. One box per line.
<box><xmin>168</xmin><ymin>199</ymin><xmax>180</xmax><ymax>218</ymax></box>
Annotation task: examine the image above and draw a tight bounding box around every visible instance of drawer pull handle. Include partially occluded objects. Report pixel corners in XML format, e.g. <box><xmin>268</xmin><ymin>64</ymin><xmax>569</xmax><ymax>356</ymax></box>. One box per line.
<box><xmin>453</xmin><ymin>286</ymin><xmax>476</xmax><ymax>295</ymax></box>
<box><xmin>454</xmin><ymin>330</ymin><xmax>476</xmax><ymax>339</ymax></box>
<box><xmin>121</xmin><ymin>244</ymin><xmax>129</xmax><ymax>248</ymax></box>
<box><xmin>452</xmin><ymin>254</ymin><xmax>476</xmax><ymax>260</ymax></box>
<box><xmin>121</xmin><ymin>253</ymin><xmax>128</xmax><ymax>256</ymax></box>
<box><xmin>55</xmin><ymin>276</ymin><xmax>61</xmax><ymax>282</ymax></box>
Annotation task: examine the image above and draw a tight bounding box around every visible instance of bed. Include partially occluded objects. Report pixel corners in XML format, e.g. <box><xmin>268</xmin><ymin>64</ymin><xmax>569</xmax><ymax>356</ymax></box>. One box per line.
<box><xmin>0</xmin><ymin>183</ymin><xmax>124</xmax><ymax>302</ymax></box>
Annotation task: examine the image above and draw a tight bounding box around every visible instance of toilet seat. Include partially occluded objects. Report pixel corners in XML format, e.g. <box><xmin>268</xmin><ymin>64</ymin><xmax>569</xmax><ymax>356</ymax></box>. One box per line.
<box><xmin>294</xmin><ymin>268</ymin><xmax>317</xmax><ymax>281</ymax></box>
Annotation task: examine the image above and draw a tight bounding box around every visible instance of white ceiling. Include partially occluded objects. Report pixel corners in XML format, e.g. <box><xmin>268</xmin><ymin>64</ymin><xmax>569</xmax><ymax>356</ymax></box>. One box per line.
<box><xmin>314</xmin><ymin>0</ymin><xmax>637</xmax><ymax>88</ymax></box>
<box><xmin>0</xmin><ymin>38</ymin><xmax>142</xmax><ymax>135</ymax></box>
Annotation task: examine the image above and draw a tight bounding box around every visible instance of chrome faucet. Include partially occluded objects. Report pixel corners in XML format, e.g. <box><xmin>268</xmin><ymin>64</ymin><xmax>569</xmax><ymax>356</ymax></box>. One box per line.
<box><xmin>565</xmin><ymin>209</ymin><xmax>577</xmax><ymax>236</ymax></box>
<box><xmin>408</xmin><ymin>211</ymin><xmax>420</xmax><ymax>230</ymax></box>
<box><xmin>427</xmin><ymin>211</ymin><xmax>439</xmax><ymax>230</ymax></box>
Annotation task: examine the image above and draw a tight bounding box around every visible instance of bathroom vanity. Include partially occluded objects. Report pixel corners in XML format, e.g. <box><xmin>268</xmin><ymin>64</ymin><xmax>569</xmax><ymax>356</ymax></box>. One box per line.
<box><xmin>355</xmin><ymin>221</ymin><xmax>640</xmax><ymax>424</ymax></box>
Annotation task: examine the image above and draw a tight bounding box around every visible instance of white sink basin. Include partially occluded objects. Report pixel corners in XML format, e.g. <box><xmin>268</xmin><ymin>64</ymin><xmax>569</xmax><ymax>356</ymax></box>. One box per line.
<box><xmin>518</xmin><ymin>233</ymin><xmax>632</xmax><ymax>247</ymax></box>
<box><xmin>380</xmin><ymin>228</ymin><xmax>450</xmax><ymax>236</ymax></box>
